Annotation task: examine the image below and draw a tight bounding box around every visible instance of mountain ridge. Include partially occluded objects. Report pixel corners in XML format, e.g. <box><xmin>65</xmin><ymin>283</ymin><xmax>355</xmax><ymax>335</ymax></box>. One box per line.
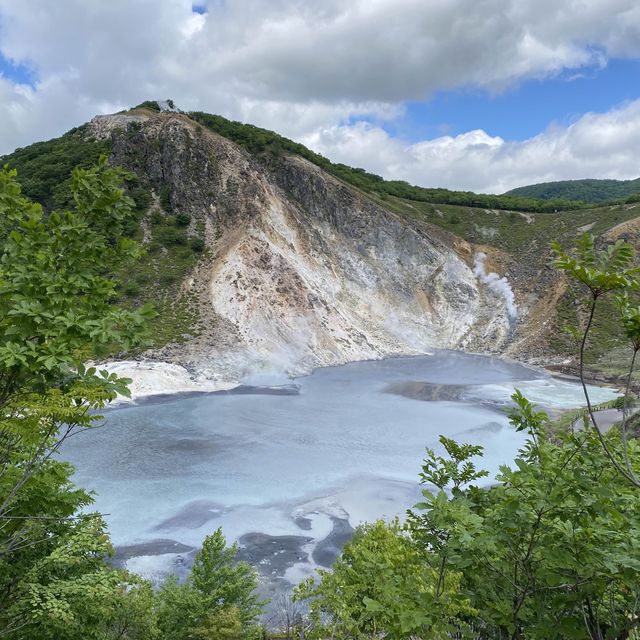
<box><xmin>3</xmin><ymin>104</ymin><xmax>640</xmax><ymax>383</ymax></box>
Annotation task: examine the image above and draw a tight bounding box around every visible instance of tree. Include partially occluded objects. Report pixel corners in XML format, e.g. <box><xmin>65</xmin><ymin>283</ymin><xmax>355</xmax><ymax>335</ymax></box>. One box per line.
<box><xmin>409</xmin><ymin>392</ymin><xmax>640</xmax><ymax>639</ymax></box>
<box><xmin>553</xmin><ymin>233</ymin><xmax>640</xmax><ymax>487</ymax></box>
<box><xmin>0</xmin><ymin>160</ymin><xmax>156</xmax><ymax>638</ymax></box>
<box><xmin>156</xmin><ymin>528</ymin><xmax>264</xmax><ymax>640</ymax></box>
<box><xmin>296</xmin><ymin>519</ymin><xmax>475</xmax><ymax>639</ymax></box>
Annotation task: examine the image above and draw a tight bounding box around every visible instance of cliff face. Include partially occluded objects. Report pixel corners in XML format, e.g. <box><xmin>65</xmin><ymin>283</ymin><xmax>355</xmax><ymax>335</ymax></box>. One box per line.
<box><xmin>90</xmin><ymin>110</ymin><xmax>516</xmax><ymax>380</ymax></box>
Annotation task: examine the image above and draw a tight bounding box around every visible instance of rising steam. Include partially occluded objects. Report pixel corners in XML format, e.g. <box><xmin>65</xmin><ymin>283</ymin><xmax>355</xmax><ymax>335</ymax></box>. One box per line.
<box><xmin>473</xmin><ymin>252</ymin><xmax>518</xmax><ymax>320</ymax></box>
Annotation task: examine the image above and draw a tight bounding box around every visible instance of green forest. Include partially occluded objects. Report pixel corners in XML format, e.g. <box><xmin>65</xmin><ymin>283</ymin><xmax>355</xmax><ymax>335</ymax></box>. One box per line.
<box><xmin>506</xmin><ymin>177</ymin><xmax>640</xmax><ymax>204</ymax></box>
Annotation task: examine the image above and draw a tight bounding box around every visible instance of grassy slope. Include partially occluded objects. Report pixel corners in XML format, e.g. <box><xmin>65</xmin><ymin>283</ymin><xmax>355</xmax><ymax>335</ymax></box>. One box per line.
<box><xmin>380</xmin><ymin>193</ymin><xmax>640</xmax><ymax>377</ymax></box>
<box><xmin>376</xmin><ymin>195</ymin><xmax>639</xmax><ymax>255</ymax></box>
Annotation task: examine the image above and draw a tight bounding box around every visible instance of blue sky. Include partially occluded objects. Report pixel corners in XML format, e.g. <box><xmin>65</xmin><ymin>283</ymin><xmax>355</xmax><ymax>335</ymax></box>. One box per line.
<box><xmin>0</xmin><ymin>0</ymin><xmax>639</xmax><ymax>192</ymax></box>
<box><xmin>364</xmin><ymin>58</ymin><xmax>640</xmax><ymax>143</ymax></box>
<box><xmin>0</xmin><ymin>51</ymin><xmax>35</xmax><ymax>86</ymax></box>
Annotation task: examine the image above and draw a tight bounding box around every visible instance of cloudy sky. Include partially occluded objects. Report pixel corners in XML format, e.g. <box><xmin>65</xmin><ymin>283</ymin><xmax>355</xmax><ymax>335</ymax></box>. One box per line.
<box><xmin>0</xmin><ymin>0</ymin><xmax>639</xmax><ymax>193</ymax></box>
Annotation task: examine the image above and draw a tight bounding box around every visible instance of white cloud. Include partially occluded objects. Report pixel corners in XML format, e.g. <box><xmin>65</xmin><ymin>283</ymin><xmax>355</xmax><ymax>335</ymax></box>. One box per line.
<box><xmin>304</xmin><ymin>100</ymin><xmax>640</xmax><ymax>193</ymax></box>
<box><xmin>0</xmin><ymin>0</ymin><xmax>638</xmax><ymax>191</ymax></box>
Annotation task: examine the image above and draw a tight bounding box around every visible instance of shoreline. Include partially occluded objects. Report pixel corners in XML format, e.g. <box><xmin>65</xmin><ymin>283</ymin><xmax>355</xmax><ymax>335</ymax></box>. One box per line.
<box><xmin>98</xmin><ymin>360</ymin><xmax>239</xmax><ymax>405</ymax></box>
<box><xmin>100</xmin><ymin>349</ymin><xmax>621</xmax><ymax>408</ymax></box>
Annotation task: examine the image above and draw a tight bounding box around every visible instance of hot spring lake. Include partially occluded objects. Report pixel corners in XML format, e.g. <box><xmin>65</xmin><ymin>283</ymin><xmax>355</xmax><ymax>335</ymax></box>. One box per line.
<box><xmin>61</xmin><ymin>351</ymin><xmax>618</xmax><ymax>597</ymax></box>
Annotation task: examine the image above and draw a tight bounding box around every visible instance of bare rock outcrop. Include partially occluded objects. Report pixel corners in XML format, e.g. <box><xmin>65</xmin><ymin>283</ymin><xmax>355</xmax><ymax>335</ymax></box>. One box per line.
<box><xmin>95</xmin><ymin>110</ymin><xmax>518</xmax><ymax>380</ymax></box>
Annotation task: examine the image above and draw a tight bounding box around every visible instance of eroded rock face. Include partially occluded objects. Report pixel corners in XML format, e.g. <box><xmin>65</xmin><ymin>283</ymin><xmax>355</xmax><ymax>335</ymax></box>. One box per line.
<box><xmin>98</xmin><ymin>111</ymin><xmax>516</xmax><ymax>379</ymax></box>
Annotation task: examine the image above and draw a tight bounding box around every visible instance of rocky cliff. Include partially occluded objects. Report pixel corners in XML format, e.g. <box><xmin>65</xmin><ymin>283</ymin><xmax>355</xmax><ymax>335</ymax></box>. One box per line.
<box><xmin>89</xmin><ymin>109</ymin><xmax>518</xmax><ymax>381</ymax></box>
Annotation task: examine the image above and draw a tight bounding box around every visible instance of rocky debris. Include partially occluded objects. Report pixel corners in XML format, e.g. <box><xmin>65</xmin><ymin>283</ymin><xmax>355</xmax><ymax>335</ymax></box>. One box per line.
<box><xmin>87</xmin><ymin>113</ymin><xmax>149</xmax><ymax>140</ymax></box>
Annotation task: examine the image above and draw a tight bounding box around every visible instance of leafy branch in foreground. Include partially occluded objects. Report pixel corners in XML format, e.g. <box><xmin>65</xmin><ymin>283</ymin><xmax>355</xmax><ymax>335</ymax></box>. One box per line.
<box><xmin>0</xmin><ymin>161</ymin><xmax>157</xmax><ymax>638</ymax></box>
<box><xmin>0</xmin><ymin>159</ymin><xmax>156</xmax><ymax>529</ymax></box>
<box><xmin>553</xmin><ymin>233</ymin><xmax>640</xmax><ymax>487</ymax></box>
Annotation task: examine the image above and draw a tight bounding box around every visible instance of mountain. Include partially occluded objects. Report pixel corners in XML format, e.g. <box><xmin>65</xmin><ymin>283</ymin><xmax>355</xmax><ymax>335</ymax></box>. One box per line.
<box><xmin>505</xmin><ymin>177</ymin><xmax>640</xmax><ymax>204</ymax></box>
<box><xmin>3</xmin><ymin>103</ymin><xmax>640</xmax><ymax>382</ymax></box>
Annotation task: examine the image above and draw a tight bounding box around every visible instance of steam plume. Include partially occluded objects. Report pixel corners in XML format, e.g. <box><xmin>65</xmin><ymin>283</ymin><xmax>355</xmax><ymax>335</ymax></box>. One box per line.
<box><xmin>473</xmin><ymin>252</ymin><xmax>517</xmax><ymax>320</ymax></box>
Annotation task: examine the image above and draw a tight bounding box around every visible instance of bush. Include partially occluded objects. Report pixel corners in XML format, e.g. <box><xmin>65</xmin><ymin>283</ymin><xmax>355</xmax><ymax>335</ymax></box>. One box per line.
<box><xmin>155</xmin><ymin>226</ymin><xmax>187</xmax><ymax>246</ymax></box>
<box><xmin>0</xmin><ymin>130</ymin><xmax>111</xmax><ymax>211</ymax></box>
<box><xmin>159</xmin><ymin>184</ymin><xmax>172</xmax><ymax>211</ymax></box>
<box><xmin>159</xmin><ymin>272</ymin><xmax>178</xmax><ymax>286</ymax></box>
<box><xmin>133</xmin><ymin>100</ymin><xmax>160</xmax><ymax>112</ymax></box>
<box><xmin>122</xmin><ymin>283</ymin><xmax>142</xmax><ymax>298</ymax></box>
<box><xmin>191</xmin><ymin>237</ymin><xmax>205</xmax><ymax>252</ymax></box>
<box><xmin>150</xmin><ymin>209</ymin><xmax>163</xmax><ymax>225</ymax></box>
<box><xmin>175</xmin><ymin>212</ymin><xmax>191</xmax><ymax>226</ymax></box>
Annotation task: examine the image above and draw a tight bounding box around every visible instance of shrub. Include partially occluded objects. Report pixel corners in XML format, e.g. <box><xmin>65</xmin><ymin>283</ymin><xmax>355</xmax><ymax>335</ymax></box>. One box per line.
<box><xmin>155</xmin><ymin>226</ymin><xmax>187</xmax><ymax>246</ymax></box>
<box><xmin>156</xmin><ymin>529</ymin><xmax>264</xmax><ymax>640</ymax></box>
<box><xmin>159</xmin><ymin>184</ymin><xmax>172</xmax><ymax>211</ymax></box>
<box><xmin>175</xmin><ymin>212</ymin><xmax>191</xmax><ymax>226</ymax></box>
<box><xmin>191</xmin><ymin>237</ymin><xmax>205</xmax><ymax>252</ymax></box>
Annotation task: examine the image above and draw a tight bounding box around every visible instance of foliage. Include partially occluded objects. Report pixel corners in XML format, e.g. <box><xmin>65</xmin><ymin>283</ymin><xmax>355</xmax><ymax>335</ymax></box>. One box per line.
<box><xmin>175</xmin><ymin>212</ymin><xmax>191</xmax><ymax>226</ymax></box>
<box><xmin>159</xmin><ymin>184</ymin><xmax>173</xmax><ymax>212</ymax></box>
<box><xmin>156</xmin><ymin>528</ymin><xmax>264</xmax><ymax>640</ymax></box>
<box><xmin>113</xmin><ymin>211</ymin><xmax>204</xmax><ymax>348</ymax></box>
<box><xmin>506</xmin><ymin>177</ymin><xmax>640</xmax><ymax>204</ymax></box>
<box><xmin>0</xmin><ymin>162</ymin><xmax>157</xmax><ymax>638</ymax></box>
<box><xmin>296</xmin><ymin>519</ymin><xmax>475</xmax><ymax>639</ymax></box>
<box><xmin>6</xmin><ymin>514</ymin><xmax>157</xmax><ymax>640</ymax></box>
<box><xmin>0</xmin><ymin>127</ymin><xmax>111</xmax><ymax>211</ymax></box>
<box><xmin>0</xmin><ymin>159</ymin><xmax>153</xmax><ymax>398</ymax></box>
<box><xmin>131</xmin><ymin>100</ymin><xmax>161</xmax><ymax>113</ymax></box>
<box><xmin>551</xmin><ymin>233</ymin><xmax>639</xmax><ymax>299</ymax></box>
<box><xmin>553</xmin><ymin>233</ymin><xmax>640</xmax><ymax>487</ymax></box>
<box><xmin>191</xmin><ymin>236</ymin><xmax>206</xmax><ymax>252</ymax></box>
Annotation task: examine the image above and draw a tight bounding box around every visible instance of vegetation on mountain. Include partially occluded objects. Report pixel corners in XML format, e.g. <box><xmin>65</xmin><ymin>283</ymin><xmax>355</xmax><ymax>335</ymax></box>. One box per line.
<box><xmin>0</xmin><ymin>126</ymin><xmax>111</xmax><ymax>212</ymax></box>
<box><xmin>506</xmin><ymin>177</ymin><xmax>640</xmax><ymax>204</ymax></box>
<box><xmin>1</xmin><ymin>126</ymin><xmax>207</xmax><ymax>351</ymax></box>
<box><xmin>133</xmin><ymin>100</ymin><xmax>162</xmax><ymax>113</ymax></box>
<box><xmin>188</xmin><ymin>111</ymin><xmax>584</xmax><ymax>213</ymax></box>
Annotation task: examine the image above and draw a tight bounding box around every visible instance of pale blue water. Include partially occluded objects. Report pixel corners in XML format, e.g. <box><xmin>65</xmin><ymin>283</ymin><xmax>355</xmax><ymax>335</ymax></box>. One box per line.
<box><xmin>61</xmin><ymin>351</ymin><xmax>617</xmax><ymax>584</ymax></box>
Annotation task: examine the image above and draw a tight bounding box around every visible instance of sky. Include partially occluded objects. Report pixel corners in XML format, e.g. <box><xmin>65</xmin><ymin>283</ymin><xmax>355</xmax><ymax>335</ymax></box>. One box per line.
<box><xmin>0</xmin><ymin>0</ymin><xmax>639</xmax><ymax>194</ymax></box>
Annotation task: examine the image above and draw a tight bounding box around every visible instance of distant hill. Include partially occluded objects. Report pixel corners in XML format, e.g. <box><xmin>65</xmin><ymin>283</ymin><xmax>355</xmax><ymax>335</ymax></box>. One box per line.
<box><xmin>505</xmin><ymin>177</ymin><xmax>640</xmax><ymax>204</ymax></box>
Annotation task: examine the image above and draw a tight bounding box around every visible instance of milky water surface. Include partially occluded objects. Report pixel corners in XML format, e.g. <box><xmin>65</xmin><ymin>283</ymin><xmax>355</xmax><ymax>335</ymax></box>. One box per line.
<box><xmin>61</xmin><ymin>352</ymin><xmax>618</xmax><ymax>589</ymax></box>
